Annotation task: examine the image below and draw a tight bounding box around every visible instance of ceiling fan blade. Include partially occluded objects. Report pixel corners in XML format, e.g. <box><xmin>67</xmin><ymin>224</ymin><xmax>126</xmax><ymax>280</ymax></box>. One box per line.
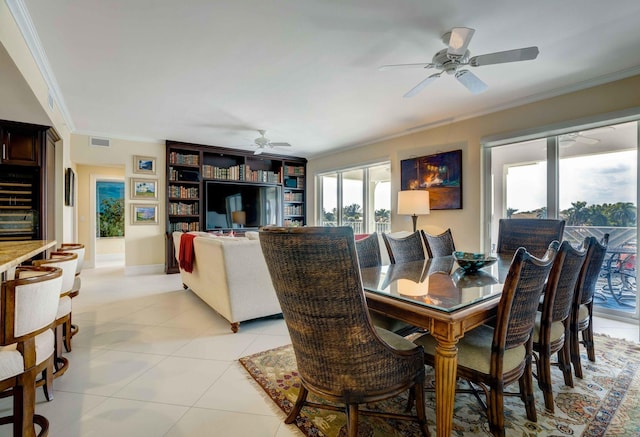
<box><xmin>455</xmin><ymin>70</ymin><xmax>488</xmax><ymax>94</ymax></box>
<box><xmin>447</xmin><ymin>27</ymin><xmax>475</xmax><ymax>57</ymax></box>
<box><xmin>254</xmin><ymin>147</ymin><xmax>264</xmax><ymax>155</ymax></box>
<box><xmin>378</xmin><ymin>63</ymin><xmax>434</xmax><ymax>71</ymax></box>
<box><xmin>269</xmin><ymin>142</ymin><xmax>292</xmax><ymax>147</ymax></box>
<box><xmin>403</xmin><ymin>73</ymin><xmax>440</xmax><ymax>98</ymax></box>
<box><xmin>576</xmin><ymin>136</ymin><xmax>599</xmax><ymax>145</ymax></box>
<box><xmin>469</xmin><ymin>46</ymin><xmax>539</xmax><ymax>67</ymax></box>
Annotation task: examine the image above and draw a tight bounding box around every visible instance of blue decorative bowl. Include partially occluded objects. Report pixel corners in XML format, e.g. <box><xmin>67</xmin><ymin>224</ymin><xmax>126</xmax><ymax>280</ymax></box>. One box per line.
<box><xmin>453</xmin><ymin>251</ymin><xmax>497</xmax><ymax>272</ymax></box>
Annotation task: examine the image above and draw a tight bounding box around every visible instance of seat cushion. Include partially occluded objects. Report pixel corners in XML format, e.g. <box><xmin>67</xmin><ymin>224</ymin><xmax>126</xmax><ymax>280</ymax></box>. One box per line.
<box><xmin>532</xmin><ymin>313</ymin><xmax>565</xmax><ymax>343</ymax></box>
<box><xmin>0</xmin><ymin>329</ymin><xmax>55</xmax><ymax>380</ymax></box>
<box><xmin>56</xmin><ymin>295</ymin><xmax>72</xmax><ymax>319</ymax></box>
<box><xmin>578</xmin><ymin>304</ymin><xmax>589</xmax><ymax>324</ymax></box>
<box><xmin>375</xmin><ymin>326</ymin><xmax>419</xmax><ymax>351</ymax></box>
<box><xmin>414</xmin><ymin>325</ymin><xmax>526</xmax><ymax>374</ymax></box>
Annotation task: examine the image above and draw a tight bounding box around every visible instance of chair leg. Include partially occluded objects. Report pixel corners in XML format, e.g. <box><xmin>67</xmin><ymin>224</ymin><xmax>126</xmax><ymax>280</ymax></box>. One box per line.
<box><xmin>570</xmin><ymin>327</ymin><xmax>584</xmax><ymax>379</ymax></box>
<box><xmin>520</xmin><ymin>359</ymin><xmax>537</xmax><ymax>423</ymax></box>
<box><xmin>558</xmin><ymin>341</ymin><xmax>574</xmax><ymax>388</ymax></box>
<box><xmin>41</xmin><ymin>358</ymin><xmax>54</xmax><ymax>402</ymax></box>
<box><xmin>346</xmin><ymin>403</ymin><xmax>359</xmax><ymax>437</ymax></box>
<box><xmin>584</xmin><ymin>322</ymin><xmax>596</xmax><ymax>362</ymax></box>
<box><xmin>63</xmin><ymin>319</ymin><xmax>73</xmax><ymax>353</ymax></box>
<box><xmin>487</xmin><ymin>385</ymin><xmax>506</xmax><ymax>437</ymax></box>
<box><xmin>414</xmin><ymin>381</ymin><xmax>430</xmax><ymax>437</ymax></box>
<box><xmin>285</xmin><ymin>385</ymin><xmax>307</xmax><ymax>424</ymax></box>
<box><xmin>537</xmin><ymin>352</ymin><xmax>554</xmax><ymax>412</ymax></box>
<box><xmin>16</xmin><ymin>366</ymin><xmax>43</xmax><ymax>437</ymax></box>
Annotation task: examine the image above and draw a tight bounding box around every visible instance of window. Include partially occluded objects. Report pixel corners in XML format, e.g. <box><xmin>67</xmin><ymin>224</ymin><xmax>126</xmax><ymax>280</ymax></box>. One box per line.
<box><xmin>96</xmin><ymin>180</ymin><xmax>125</xmax><ymax>237</ymax></box>
<box><xmin>318</xmin><ymin>162</ymin><xmax>391</xmax><ymax>234</ymax></box>
<box><xmin>486</xmin><ymin>120</ymin><xmax>638</xmax><ymax>319</ymax></box>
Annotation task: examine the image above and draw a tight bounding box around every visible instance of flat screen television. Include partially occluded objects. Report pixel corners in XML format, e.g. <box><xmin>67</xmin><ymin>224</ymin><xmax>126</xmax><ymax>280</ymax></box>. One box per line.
<box><xmin>205</xmin><ymin>181</ymin><xmax>282</xmax><ymax>230</ymax></box>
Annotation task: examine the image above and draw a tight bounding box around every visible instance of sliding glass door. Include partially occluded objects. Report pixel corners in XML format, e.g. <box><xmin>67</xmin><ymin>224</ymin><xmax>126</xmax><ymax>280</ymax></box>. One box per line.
<box><xmin>487</xmin><ymin>121</ymin><xmax>638</xmax><ymax>320</ymax></box>
<box><xmin>317</xmin><ymin>162</ymin><xmax>391</xmax><ymax>234</ymax></box>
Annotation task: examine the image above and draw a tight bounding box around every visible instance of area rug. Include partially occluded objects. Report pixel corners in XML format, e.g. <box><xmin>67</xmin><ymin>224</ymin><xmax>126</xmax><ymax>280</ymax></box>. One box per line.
<box><xmin>239</xmin><ymin>334</ymin><xmax>640</xmax><ymax>436</ymax></box>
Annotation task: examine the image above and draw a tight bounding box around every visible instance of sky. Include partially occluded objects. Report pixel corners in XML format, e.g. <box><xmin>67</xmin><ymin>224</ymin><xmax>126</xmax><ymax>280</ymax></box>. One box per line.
<box><xmin>506</xmin><ymin>150</ymin><xmax>637</xmax><ymax>212</ymax></box>
<box><xmin>322</xmin><ymin>178</ymin><xmax>391</xmax><ymax>212</ymax></box>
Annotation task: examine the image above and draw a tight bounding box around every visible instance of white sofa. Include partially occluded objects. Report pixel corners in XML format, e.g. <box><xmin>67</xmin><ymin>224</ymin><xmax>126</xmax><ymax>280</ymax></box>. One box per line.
<box><xmin>172</xmin><ymin>231</ymin><xmax>281</xmax><ymax>332</ymax></box>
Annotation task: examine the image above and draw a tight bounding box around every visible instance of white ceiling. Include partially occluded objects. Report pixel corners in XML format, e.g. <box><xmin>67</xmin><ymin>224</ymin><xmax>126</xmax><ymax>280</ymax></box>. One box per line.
<box><xmin>12</xmin><ymin>0</ymin><xmax>640</xmax><ymax>157</ymax></box>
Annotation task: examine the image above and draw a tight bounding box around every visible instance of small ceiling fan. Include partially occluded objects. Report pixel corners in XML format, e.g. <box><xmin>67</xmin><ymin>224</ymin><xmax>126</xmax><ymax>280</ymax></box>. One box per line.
<box><xmin>251</xmin><ymin>130</ymin><xmax>292</xmax><ymax>155</ymax></box>
<box><xmin>379</xmin><ymin>27</ymin><xmax>539</xmax><ymax>97</ymax></box>
<box><xmin>559</xmin><ymin>132</ymin><xmax>600</xmax><ymax>147</ymax></box>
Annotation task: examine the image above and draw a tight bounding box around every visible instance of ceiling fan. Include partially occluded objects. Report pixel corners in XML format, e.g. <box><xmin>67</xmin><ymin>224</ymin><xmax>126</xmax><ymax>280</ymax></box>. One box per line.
<box><xmin>379</xmin><ymin>27</ymin><xmax>539</xmax><ymax>97</ymax></box>
<box><xmin>559</xmin><ymin>132</ymin><xmax>600</xmax><ymax>147</ymax></box>
<box><xmin>251</xmin><ymin>130</ymin><xmax>292</xmax><ymax>155</ymax></box>
<box><xmin>559</xmin><ymin>126</ymin><xmax>615</xmax><ymax>147</ymax></box>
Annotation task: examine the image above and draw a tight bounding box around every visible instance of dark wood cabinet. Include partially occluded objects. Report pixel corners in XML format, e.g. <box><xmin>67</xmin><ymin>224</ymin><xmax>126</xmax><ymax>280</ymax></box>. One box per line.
<box><xmin>165</xmin><ymin>140</ymin><xmax>307</xmax><ymax>273</ymax></box>
<box><xmin>0</xmin><ymin>119</ymin><xmax>55</xmax><ymax>241</ymax></box>
<box><xmin>0</xmin><ymin>121</ymin><xmax>43</xmax><ymax>166</ymax></box>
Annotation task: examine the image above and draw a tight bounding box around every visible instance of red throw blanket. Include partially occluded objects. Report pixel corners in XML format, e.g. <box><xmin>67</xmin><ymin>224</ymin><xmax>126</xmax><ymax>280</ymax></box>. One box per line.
<box><xmin>179</xmin><ymin>233</ymin><xmax>197</xmax><ymax>273</ymax></box>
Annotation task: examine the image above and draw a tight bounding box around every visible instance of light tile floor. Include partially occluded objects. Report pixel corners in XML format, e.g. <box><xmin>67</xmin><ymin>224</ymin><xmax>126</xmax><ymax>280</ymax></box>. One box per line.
<box><xmin>1</xmin><ymin>266</ymin><xmax>638</xmax><ymax>436</ymax></box>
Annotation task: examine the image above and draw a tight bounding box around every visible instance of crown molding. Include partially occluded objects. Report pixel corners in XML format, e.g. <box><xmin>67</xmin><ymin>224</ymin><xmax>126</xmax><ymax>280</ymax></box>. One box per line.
<box><xmin>6</xmin><ymin>0</ymin><xmax>75</xmax><ymax>131</ymax></box>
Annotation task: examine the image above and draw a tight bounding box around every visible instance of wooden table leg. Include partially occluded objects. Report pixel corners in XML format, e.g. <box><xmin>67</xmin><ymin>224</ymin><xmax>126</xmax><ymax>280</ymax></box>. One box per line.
<box><xmin>434</xmin><ymin>340</ymin><xmax>458</xmax><ymax>437</ymax></box>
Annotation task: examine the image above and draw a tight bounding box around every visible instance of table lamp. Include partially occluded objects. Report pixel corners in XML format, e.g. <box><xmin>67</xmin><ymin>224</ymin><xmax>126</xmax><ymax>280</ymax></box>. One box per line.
<box><xmin>231</xmin><ymin>210</ymin><xmax>246</xmax><ymax>228</ymax></box>
<box><xmin>397</xmin><ymin>190</ymin><xmax>430</xmax><ymax>232</ymax></box>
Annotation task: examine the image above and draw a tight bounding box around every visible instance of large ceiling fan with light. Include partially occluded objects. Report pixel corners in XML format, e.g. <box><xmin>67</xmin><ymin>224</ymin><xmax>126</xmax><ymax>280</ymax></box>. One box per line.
<box><xmin>379</xmin><ymin>27</ymin><xmax>539</xmax><ymax>97</ymax></box>
<box><xmin>251</xmin><ymin>130</ymin><xmax>292</xmax><ymax>155</ymax></box>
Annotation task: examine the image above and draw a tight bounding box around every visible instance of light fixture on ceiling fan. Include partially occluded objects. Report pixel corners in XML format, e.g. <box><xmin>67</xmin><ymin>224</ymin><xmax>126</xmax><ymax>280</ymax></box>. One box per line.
<box><xmin>379</xmin><ymin>27</ymin><xmax>539</xmax><ymax>97</ymax></box>
<box><xmin>251</xmin><ymin>130</ymin><xmax>292</xmax><ymax>155</ymax></box>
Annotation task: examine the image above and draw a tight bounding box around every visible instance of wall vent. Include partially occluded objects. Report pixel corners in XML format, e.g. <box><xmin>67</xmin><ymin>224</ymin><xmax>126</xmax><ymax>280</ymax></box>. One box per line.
<box><xmin>90</xmin><ymin>137</ymin><xmax>111</xmax><ymax>148</ymax></box>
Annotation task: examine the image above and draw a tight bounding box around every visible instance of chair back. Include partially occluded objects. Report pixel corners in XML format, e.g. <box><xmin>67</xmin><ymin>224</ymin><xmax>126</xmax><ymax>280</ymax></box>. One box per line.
<box><xmin>1</xmin><ymin>266</ymin><xmax>62</xmax><ymax>347</ymax></box>
<box><xmin>59</xmin><ymin>243</ymin><xmax>85</xmax><ymax>275</ymax></box>
<box><xmin>575</xmin><ymin>235</ymin><xmax>609</xmax><ymax>306</ymax></box>
<box><xmin>422</xmin><ymin>228</ymin><xmax>456</xmax><ymax>257</ymax></box>
<box><xmin>495</xmin><ymin>241</ymin><xmax>558</xmax><ymax>354</ymax></box>
<box><xmin>259</xmin><ymin>226</ymin><xmax>423</xmax><ymax>400</ymax></box>
<box><xmin>542</xmin><ymin>241</ymin><xmax>588</xmax><ymax>326</ymax></box>
<box><xmin>382</xmin><ymin>231</ymin><xmax>426</xmax><ymax>264</ymax></box>
<box><xmin>33</xmin><ymin>251</ymin><xmax>78</xmax><ymax>296</ymax></box>
<box><xmin>497</xmin><ymin>219</ymin><xmax>565</xmax><ymax>258</ymax></box>
<box><xmin>355</xmin><ymin>232</ymin><xmax>382</xmax><ymax>268</ymax></box>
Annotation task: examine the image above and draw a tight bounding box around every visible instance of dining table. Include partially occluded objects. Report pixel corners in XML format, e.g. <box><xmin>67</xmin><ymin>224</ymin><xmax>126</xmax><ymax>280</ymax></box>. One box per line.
<box><xmin>0</xmin><ymin>240</ymin><xmax>57</xmax><ymax>280</ymax></box>
<box><xmin>361</xmin><ymin>253</ymin><xmax>512</xmax><ymax>437</ymax></box>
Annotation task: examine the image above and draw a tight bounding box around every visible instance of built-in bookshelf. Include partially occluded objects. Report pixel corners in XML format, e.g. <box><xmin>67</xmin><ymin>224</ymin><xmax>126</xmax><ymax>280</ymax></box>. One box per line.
<box><xmin>165</xmin><ymin>140</ymin><xmax>307</xmax><ymax>273</ymax></box>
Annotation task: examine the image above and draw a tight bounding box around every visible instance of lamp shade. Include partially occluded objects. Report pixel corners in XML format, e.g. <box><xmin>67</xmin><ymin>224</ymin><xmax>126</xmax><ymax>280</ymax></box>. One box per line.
<box><xmin>231</xmin><ymin>210</ymin><xmax>246</xmax><ymax>226</ymax></box>
<box><xmin>397</xmin><ymin>190</ymin><xmax>430</xmax><ymax>216</ymax></box>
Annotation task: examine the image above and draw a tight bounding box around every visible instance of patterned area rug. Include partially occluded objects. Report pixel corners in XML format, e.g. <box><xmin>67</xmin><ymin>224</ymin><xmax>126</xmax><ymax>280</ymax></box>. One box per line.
<box><xmin>239</xmin><ymin>334</ymin><xmax>640</xmax><ymax>436</ymax></box>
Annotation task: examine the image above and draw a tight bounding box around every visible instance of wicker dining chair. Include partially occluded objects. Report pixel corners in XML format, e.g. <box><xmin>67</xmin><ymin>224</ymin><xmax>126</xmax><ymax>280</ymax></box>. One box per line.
<box><xmin>355</xmin><ymin>232</ymin><xmax>417</xmax><ymax>335</ymax></box>
<box><xmin>414</xmin><ymin>241</ymin><xmax>559</xmax><ymax>437</ymax></box>
<box><xmin>496</xmin><ymin>219</ymin><xmax>565</xmax><ymax>258</ymax></box>
<box><xmin>570</xmin><ymin>234</ymin><xmax>609</xmax><ymax>379</ymax></box>
<box><xmin>0</xmin><ymin>265</ymin><xmax>62</xmax><ymax>436</ymax></box>
<box><xmin>354</xmin><ymin>232</ymin><xmax>382</xmax><ymax>269</ymax></box>
<box><xmin>532</xmin><ymin>240</ymin><xmax>587</xmax><ymax>412</ymax></box>
<box><xmin>421</xmin><ymin>228</ymin><xmax>456</xmax><ymax>258</ymax></box>
<box><xmin>260</xmin><ymin>226</ymin><xmax>430</xmax><ymax>437</ymax></box>
<box><xmin>382</xmin><ymin>231</ymin><xmax>426</xmax><ymax>264</ymax></box>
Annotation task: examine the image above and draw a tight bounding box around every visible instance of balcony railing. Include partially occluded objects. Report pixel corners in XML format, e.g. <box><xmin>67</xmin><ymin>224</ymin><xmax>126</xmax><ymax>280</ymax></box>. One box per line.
<box><xmin>319</xmin><ymin>220</ymin><xmax>391</xmax><ymax>234</ymax></box>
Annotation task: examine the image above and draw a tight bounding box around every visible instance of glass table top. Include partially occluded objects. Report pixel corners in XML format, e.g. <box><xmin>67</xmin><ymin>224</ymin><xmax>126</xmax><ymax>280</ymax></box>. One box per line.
<box><xmin>361</xmin><ymin>255</ymin><xmax>512</xmax><ymax>313</ymax></box>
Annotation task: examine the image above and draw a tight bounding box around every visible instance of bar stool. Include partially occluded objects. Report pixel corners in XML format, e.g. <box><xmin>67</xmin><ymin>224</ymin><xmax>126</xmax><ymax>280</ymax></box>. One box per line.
<box><xmin>58</xmin><ymin>243</ymin><xmax>85</xmax><ymax>338</ymax></box>
<box><xmin>0</xmin><ymin>265</ymin><xmax>62</xmax><ymax>436</ymax></box>
<box><xmin>32</xmin><ymin>251</ymin><xmax>78</xmax><ymax>380</ymax></box>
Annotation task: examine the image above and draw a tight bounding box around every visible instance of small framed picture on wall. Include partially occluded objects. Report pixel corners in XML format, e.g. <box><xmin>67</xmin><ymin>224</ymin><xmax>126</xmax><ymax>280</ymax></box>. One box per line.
<box><xmin>131</xmin><ymin>178</ymin><xmax>158</xmax><ymax>200</ymax></box>
<box><xmin>131</xmin><ymin>204</ymin><xmax>158</xmax><ymax>225</ymax></box>
<box><xmin>133</xmin><ymin>155</ymin><xmax>156</xmax><ymax>175</ymax></box>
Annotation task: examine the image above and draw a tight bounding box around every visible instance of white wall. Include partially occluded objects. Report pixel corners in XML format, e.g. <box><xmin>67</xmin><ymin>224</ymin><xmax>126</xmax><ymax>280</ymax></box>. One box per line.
<box><xmin>308</xmin><ymin>75</ymin><xmax>640</xmax><ymax>253</ymax></box>
<box><xmin>72</xmin><ymin>134</ymin><xmax>165</xmax><ymax>272</ymax></box>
